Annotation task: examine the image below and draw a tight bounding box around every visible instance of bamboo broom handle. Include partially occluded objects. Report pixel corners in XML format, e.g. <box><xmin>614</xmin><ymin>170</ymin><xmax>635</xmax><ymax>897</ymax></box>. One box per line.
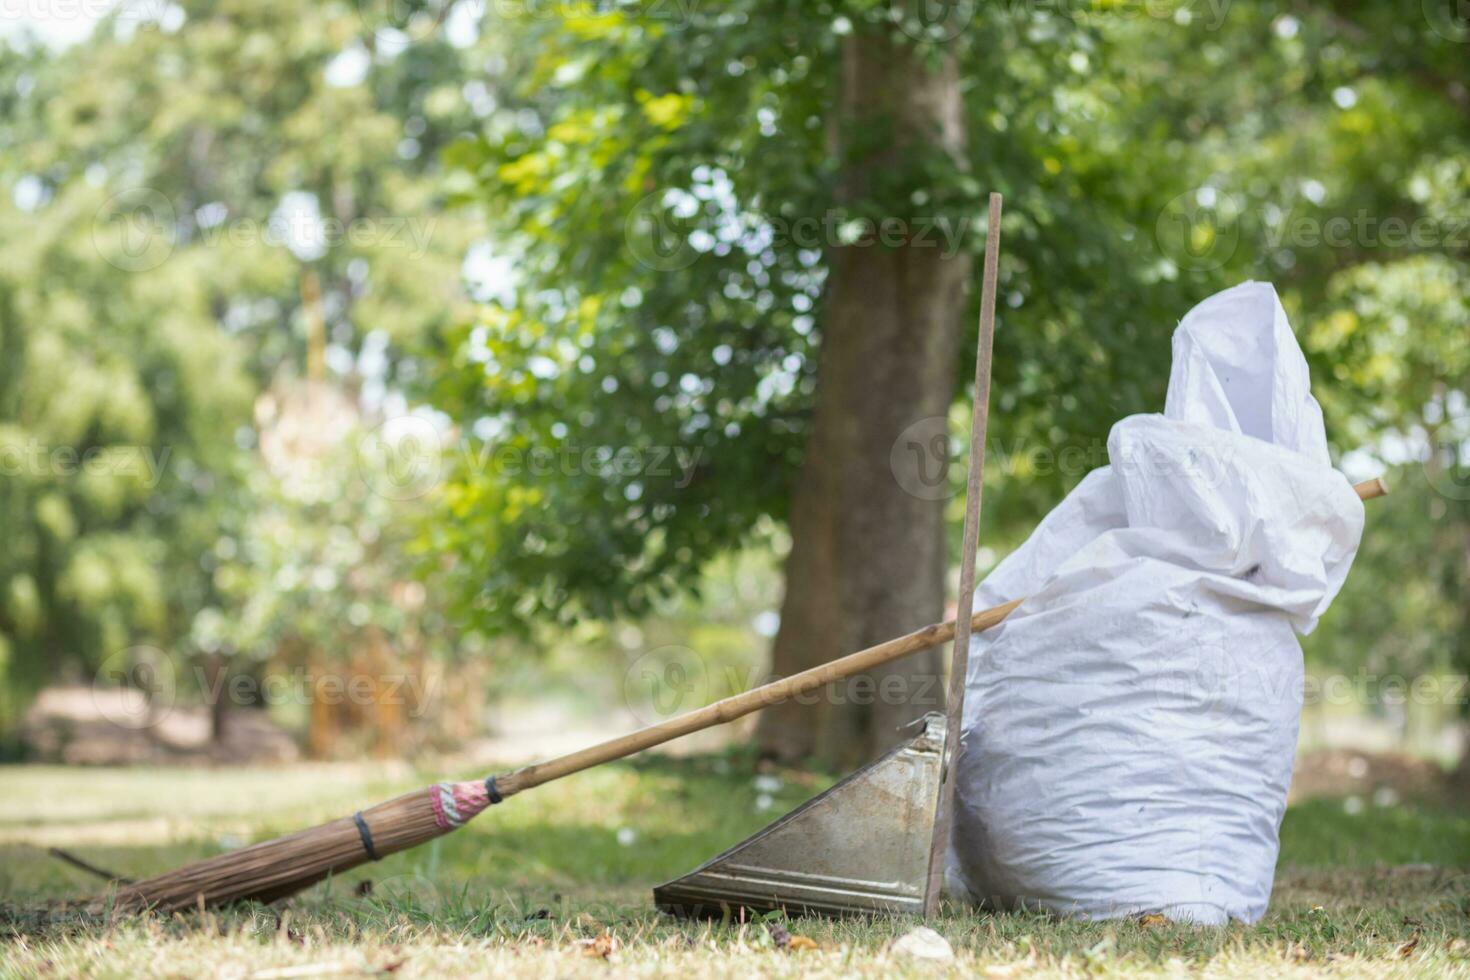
<box><xmin>494</xmin><ymin>474</ymin><xmax>1387</xmax><ymax>798</ymax></box>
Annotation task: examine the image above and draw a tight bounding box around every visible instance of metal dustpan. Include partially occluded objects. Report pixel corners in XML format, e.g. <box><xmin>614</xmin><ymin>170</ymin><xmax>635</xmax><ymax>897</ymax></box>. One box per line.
<box><xmin>653</xmin><ymin>712</ymin><xmax>948</xmax><ymax>918</ymax></box>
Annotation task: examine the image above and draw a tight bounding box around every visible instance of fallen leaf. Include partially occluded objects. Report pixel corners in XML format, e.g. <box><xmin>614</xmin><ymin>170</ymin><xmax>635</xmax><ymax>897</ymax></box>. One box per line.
<box><xmin>1138</xmin><ymin>913</ymin><xmax>1169</xmax><ymax>927</ymax></box>
<box><xmin>787</xmin><ymin>935</ymin><xmax>820</xmax><ymax>952</ymax></box>
<box><xmin>1397</xmin><ymin>934</ymin><xmax>1421</xmax><ymax>958</ymax></box>
<box><xmin>578</xmin><ymin>933</ymin><xmax>621</xmax><ymax>959</ymax></box>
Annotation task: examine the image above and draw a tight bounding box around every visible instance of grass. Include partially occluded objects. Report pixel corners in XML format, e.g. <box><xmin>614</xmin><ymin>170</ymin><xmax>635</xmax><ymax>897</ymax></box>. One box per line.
<box><xmin>2</xmin><ymin>751</ymin><xmax>1468</xmax><ymax>978</ymax></box>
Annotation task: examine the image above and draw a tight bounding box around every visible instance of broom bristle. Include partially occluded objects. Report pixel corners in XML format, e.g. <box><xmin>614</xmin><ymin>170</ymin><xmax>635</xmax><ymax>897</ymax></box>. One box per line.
<box><xmin>98</xmin><ymin>779</ymin><xmax>496</xmax><ymax>913</ymax></box>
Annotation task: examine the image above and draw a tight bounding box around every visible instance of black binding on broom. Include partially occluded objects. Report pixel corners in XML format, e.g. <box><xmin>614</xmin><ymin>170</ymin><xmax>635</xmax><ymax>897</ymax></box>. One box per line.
<box><xmin>485</xmin><ymin>777</ymin><xmax>502</xmax><ymax>804</ymax></box>
<box><xmin>353</xmin><ymin>811</ymin><xmax>380</xmax><ymax>861</ymax></box>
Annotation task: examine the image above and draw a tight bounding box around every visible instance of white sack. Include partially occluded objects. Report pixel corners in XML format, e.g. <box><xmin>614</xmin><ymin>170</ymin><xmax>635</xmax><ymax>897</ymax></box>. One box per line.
<box><xmin>947</xmin><ymin>281</ymin><xmax>1365</xmax><ymax>924</ymax></box>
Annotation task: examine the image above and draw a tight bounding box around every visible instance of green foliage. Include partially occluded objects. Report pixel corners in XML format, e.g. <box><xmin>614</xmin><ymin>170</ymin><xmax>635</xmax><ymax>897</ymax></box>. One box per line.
<box><xmin>193</xmin><ymin>386</ymin><xmax>467</xmax><ymax>684</ymax></box>
<box><xmin>0</xmin><ymin>176</ymin><xmax>256</xmax><ymax>725</ymax></box>
<box><xmin>0</xmin><ymin>0</ymin><xmax>480</xmax><ymax>729</ymax></box>
<box><xmin>434</xmin><ymin>1</ymin><xmax>1469</xmax><ymax>699</ymax></box>
<box><xmin>431</xmin><ymin>1</ymin><xmax>1198</xmax><ymax>633</ymax></box>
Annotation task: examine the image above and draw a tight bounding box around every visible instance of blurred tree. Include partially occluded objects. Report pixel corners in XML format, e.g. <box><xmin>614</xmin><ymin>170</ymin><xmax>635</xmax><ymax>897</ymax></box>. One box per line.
<box><xmin>195</xmin><ymin>379</ymin><xmax>477</xmax><ymax>758</ymax></box>
<box><xmin>0</xmin><ymin>0</ymin><xmax>481</xmax><ymax>746</ymax></box>
<box><xmin>0</xmin><ymin>181</ymin><xmax>255</xmax><ymax>731</ymax></box>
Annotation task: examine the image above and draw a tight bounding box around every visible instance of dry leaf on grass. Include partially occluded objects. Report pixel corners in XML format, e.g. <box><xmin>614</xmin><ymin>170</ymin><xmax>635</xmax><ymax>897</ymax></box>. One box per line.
<box><xmin>1397</xmin><ymin>934</ymin><xmax>1421</xmax><ymax>958</ymax></box>
<box><xmin>577</xmin><ymin>933</ymin><xmax>621</xmax><ymax>959</ymax></box>
<box><xmin>786</xmin><ymin>935</ymin><xmax>820</xmax><ymax>952</ymax></box>
<box><xmin>1137</xmin><ymin>913</ymin><xmax>1170</xmax><ymax>927</ymax></box>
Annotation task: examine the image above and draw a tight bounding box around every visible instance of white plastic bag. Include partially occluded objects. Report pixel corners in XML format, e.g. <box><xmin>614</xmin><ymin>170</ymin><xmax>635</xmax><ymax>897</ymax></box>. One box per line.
<box><xmin>946</xmin><ymin>281</ymin><xmax>1365</xmax><ymax>924</ymax></box>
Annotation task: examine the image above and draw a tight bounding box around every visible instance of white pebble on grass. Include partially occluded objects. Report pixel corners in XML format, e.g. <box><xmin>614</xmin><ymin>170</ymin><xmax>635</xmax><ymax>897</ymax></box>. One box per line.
<box><xmin>890</xmin><ymin>926</ymin><xmax>954</xmax><ymax>962</ymax></box>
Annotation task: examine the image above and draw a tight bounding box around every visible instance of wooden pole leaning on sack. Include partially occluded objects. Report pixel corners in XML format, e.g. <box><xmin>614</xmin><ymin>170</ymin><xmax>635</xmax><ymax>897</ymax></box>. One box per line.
<box><xmin>103</xmin><ymin>475</ymin><xmax>1388</xmax><ymax>913</ymax></box>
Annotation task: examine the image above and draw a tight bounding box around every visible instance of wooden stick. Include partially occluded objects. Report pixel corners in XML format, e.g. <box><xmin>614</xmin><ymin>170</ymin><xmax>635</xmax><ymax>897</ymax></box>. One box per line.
<box><xmin>495</xmin><ymin>473</ymin><xmax>1384</xmax><ymax>798</ymax></box>
<box><xmin>49</xmin><ymin>847</ymin><xmax>134</xmax><ymax>885</ymax></box>
<box><xmin>924</xmin><ymin>191</ymin><xmax>1003</xmax><ymax>914</ymax></box>
<box><xmin>946</xmin><ymin>192</ymin><xmax>1003</xmax><ymax>730</ymax></box>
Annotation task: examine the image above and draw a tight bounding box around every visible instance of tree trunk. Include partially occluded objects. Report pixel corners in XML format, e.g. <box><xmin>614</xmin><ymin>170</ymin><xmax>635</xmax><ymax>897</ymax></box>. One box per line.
<box><xmin>204</xmin><ymin>652</ymin><xmax>229</xmax><ymax>745</ymax></box>
<box><xmin>757</xmin><ymin>28</ymin><xmax>969</xmax><ymax>768</ymax></box>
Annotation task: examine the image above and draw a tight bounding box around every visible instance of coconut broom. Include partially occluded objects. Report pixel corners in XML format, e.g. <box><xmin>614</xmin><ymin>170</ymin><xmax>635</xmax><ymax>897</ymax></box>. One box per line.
<box><xmin>99</xmin><ymin>475</ymin><xmax>1387</xmax><ymax>914</ymax></box>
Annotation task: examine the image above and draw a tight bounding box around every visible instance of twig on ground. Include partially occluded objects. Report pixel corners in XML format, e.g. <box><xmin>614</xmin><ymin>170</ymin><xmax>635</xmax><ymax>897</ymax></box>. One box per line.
<box><xmin>47</xmin><ymin>848</ymin><xmax>134</xmax><ymax>885</ymax></box>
